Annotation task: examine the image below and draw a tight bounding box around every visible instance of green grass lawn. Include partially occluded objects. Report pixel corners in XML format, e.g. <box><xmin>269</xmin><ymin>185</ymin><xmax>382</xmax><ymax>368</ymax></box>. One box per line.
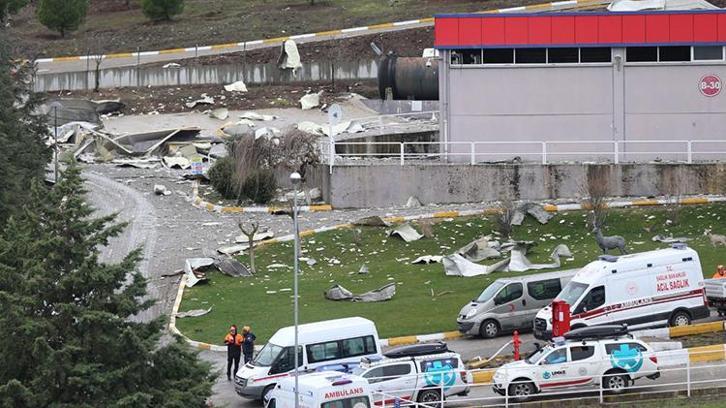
<box><xmin>176</xmin><ymin>203</ymin><xmax>726</xmax><ymax>345</ymax></box>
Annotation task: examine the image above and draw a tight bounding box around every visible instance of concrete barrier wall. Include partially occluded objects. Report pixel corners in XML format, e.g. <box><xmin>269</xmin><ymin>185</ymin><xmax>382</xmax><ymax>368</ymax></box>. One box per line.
<box><xmin>327</xmin><ymin>163</ymin><xmax>726</xmax><ymax>208</ymax></box>
<box><xmin>33</xmin><ymin>59</ymin><xmax>378</xmax><ymax>92</ymax></box>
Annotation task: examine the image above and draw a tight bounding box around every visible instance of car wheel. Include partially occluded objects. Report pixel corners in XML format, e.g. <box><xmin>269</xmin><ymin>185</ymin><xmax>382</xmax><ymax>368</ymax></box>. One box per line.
<box><xmin>417</xmin><ymin>389</ymin><xmax>441</xmax><ymax>404</ymax></box>
<box><xmin>479</xmin><ymin>320</ymin><xmax>500</xmax><ymax>338</ymax></box>
<box><xmin>670</xmin><ymin>311</ymin><xmax>691</xmax><ymax>327</ymax></box>
<box><xmin>604</xmin><ymin>373</ymin><xmax>628</xmax><ymax>393</ymax></box>
<box><xmin>508</xmin><ymin>381</ymin><xmax>534</xmax><ymax>401</ymax></box>
<box><xmin>261</xmin><ymin>385</ymin><xmax>275</xmax><ymax>402</ymax></box>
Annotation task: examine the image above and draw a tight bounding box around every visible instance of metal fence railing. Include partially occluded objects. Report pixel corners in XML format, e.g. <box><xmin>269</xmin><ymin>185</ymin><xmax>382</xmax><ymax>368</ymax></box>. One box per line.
<box><xmin>324</xmin><ymin>139</ymin><xmax>726</xmax><ymax>170</ymax></box>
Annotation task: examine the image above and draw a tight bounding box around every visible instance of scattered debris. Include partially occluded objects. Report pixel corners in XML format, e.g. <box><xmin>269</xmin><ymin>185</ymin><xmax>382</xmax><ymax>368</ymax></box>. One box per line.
<box><xmin>215</xmin><ymin>258</ymin><xmax>252</xmax><ymax>277</ymax></box>
<box><xmin>278</xmin><ymin>39</ymin><xmax>303</xmax><ymax>71</ymax></box>
<box><xmin>511</xmin><ymin>203</ymin><xmax>554</xmax><ymax>226</ymax></box>
<box><xmin>325</xmin><ymin>283</ymin><xmax>396</xmax><ymax>302</ymax></box>
<box><xmin>112</xmin><ymin>158</ymin><xmax>160</xmax><ymax>169</ymax></box>
<box><xmin>255</xmin><ymin>127</ymin><xmax>281</xmax><ymax>140</ymax></box>
<box><xmin>210</xmin><ymin>107</ymin><xmax>229</xmax><ymax>120</ymax></box>
<box><xmin>234</xmin><ymin>231</ymin><xmax>275</xmax><ymax>244</ymax></box>
<box><xmin>184</xmin><ymin>258</ymin><xmax>215</xmax><ymax>287</ymax></box>
<box><xmin>163</xmin><ymin>62</ymin><xmax>181</xmax><ymax>69</ymax></box>
<box><xmin>444</xmin><ymin>244</ymin><xmax>572</xmax><ymax>276</ymax></box>
<box><xmin>224</xmin><ymin>80</ymin><xmax>248</xmax><ymax>92</ymax></box>
<box><xmin>300</xmin><ymin>257</ymin><xmax>317</xmax><ymax>266</ymax></box>
<box><xmin>411</xmin><ymin>255</ymin><xmax>443</xmax><ymax>264</ymax></box>
<box><xmin>185</xmin><ymin>95</ymin><xmax>214</xmax><ymax>109</ymax></box>
<box><xmin>176</xmin><ymin>307</ymin><xmax>212</xmax><ymax>318</ymax></box>
<box><xmin>358</xmin><ymin>264</ymin><xmax>369</xmax><ymax>274</ymax></box>
<box><xmin>388</xmin><ymin>223</ymin><xmax>423</xmax><ymax>242</ymax></box>
<box><xmin>458</xmin><ymin>236</ymin><xmax>501</xmax><ymax>262</ymax></box>
<box><xmin>217</xmin><ymin>243</ymin><xmax>250</xmax><ymax>256</ymax></box>
<box><xmin>240</xmin><ymin>111</ymin><xmax>277</xmax><ymax>121</ymax></box>
<box><xmin>300</xmin><ymin>91</ymin><xmax>322</xmax><ymax>110</ymax></box>
<box><xmin>154</xmin><ymin>184</ymin><xmax>171</xmax><ymax>196</ymax></box>
<box><xmin>209</xmin><ymin>143</ymin><xmax>228</xmax><ymax>159</ymax></box>
<box><xmin>353</xmin><ymin>216</ymin><xmax>391</xmax><ymax>227</ymax></box>
<box><xmin>652</xmin><ymin>235</ymin><xmax>692</xmax><ymax>243</ymax></box>
<box><xmin>405</xmin><ymin>196</ymin><xmax>422</xmax><ymax>208</ymax></box>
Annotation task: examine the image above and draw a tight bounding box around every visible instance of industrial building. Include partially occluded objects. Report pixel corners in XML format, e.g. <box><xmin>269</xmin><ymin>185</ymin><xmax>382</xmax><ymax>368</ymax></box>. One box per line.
<box><xmin>434</xmin><ymin>10</ymin><xmax>726</xmax><ymax>163</ymax></box>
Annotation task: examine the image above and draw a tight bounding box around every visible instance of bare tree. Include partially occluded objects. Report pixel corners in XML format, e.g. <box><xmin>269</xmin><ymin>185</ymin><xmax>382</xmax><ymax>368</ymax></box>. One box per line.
<box><xmin>581</xmin><ymin>167</ymin><xmax>611</xmax><ymax>229</ymax></box>
<box><xmin>495</xmin><ymin>196</ymin><xmax>516</xmax><ymax>239</ymax></box>
<box><xmin>663</xmin><ymin>172</ymin><xmax>683</xmax><ymax>227</ymax></box>
<box><xmin>420</xmin><ymin>220</ymin><xmax>435</xmax><ymax>239</ymax></box>
<box><xmin>238</xmin><ymin>220</ymin><xmax>260</xmax><ymax>274</ymax></box>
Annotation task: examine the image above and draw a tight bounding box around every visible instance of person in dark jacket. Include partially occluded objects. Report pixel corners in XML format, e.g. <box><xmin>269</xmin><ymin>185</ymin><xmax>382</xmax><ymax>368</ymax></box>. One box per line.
<box><xmin>224</xmin><ymin>325</ymin><xmax>243</xmax><ymax>381</ymax></box>
<box><xmin>241</xmin><ymin>326</ymin><xmax>257</xmax><ymax>364</ymax></box>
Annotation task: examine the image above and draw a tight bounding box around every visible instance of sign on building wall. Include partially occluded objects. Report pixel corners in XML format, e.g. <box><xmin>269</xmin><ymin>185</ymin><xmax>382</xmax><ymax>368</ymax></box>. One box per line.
<box><xmin>699</xmin><ymin>74</ymin><xmax>722</xmax><ymax>97</ymax></box>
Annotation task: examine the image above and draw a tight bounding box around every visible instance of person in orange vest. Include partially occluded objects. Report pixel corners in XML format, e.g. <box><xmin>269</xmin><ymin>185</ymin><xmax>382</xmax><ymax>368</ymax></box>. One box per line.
<box><xmin>224</xmin><ymin>325</ymin><xmax>243</xmax><ymax>381</ymax></box>
<box><xmin>713</xmin><ymin>265</ymin><xmax>726</xmax><ymax>279</ymax></box>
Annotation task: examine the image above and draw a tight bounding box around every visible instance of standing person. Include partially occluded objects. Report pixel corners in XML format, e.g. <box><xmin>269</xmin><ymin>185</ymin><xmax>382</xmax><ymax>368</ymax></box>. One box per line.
<box><xmin>224</xmin><ymin>325</ymin><xmax>243</xmax><ymax>381</ymax></box>
<box><xmin>242</xmin><ymin>326</ymin><xmax>257</xmax><ymax>364</ymax></box>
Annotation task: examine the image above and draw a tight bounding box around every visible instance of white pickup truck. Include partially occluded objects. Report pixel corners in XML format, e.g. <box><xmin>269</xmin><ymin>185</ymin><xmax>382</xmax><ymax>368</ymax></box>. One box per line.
<box><xmin>705</xmin><ymin>278</ymin><xmax>726</xmax><ymax>315</ymax></box>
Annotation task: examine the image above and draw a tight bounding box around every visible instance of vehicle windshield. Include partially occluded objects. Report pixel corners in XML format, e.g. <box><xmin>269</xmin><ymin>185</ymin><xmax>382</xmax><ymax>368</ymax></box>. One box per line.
<box><xmin>476</xmin><ymin>281</ymin><xmax>506</xmax><ymax>302</ymax></box>
<box><xmin>557</xmin><ymin>281</ymin><xmax>589</xmax><ymax>306</ymax></box>
<box><xmin>525</xmin><ymin>345</ymin><xmax>552</xmax><ymax>365</ymax></box>
<box><xmin>321</xmin><ymin>396</ymin><xmax>371</xmax><ymax>408</ymax></box>
<box><xmin>254</xmin><ymin>343</ymin><xmax>283</xmax><ymax>367</ymax></box>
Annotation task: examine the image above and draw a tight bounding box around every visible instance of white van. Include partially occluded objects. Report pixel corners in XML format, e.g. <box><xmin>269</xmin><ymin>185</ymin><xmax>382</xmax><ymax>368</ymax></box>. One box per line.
<box><xmin>534</xmin><ymin>245</ymin><xmax>709</xmax><ymax>339</ymax></box>
<box><xmin>265</xmin><ymin>372</ymin><xmax>373</xmax><ymax>408</ymax></box>
<box><xmin>235</xmin><ymin>317</ymin><xmax>381</xmax><ymax>401</ymax></box>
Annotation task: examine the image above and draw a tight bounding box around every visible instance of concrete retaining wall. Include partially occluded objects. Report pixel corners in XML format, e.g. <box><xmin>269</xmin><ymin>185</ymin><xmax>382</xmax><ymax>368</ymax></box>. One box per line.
<box><xmin>33</xmin><ymin>59</ymin><xmax>378</xmax><ymax>92</ymax></box>
<box><xmin>327</xmin><ymin>163</ymin><xmax>726</xmax><ymax>208</ymax></box>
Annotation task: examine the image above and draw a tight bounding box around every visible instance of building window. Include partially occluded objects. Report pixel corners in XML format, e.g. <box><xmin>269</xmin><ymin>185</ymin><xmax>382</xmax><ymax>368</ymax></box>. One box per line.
<box><xmin>580</xmin><ymin>47</ymin><xmax>611</xmax><ymax>63</ymax></box>
<box><xmin>460</xmin><ymin>49</ymin><xmax>482</xmax><ymax>64</ymax></box>
<box><xmin>659</xmin><ymin>46</ymin><xmax>691</xmax><ymax>62</ymax></box>
<box><xmin>694</xmin><ymin>46</ymin><xmax>724</xmax><ymax>61</ymax></box>
<box><xmin>547</xmin><ymin>48</ymin><xmax>578</xmax><ymax>63</ymax></box>
<box><xmin>626</xmin><ymin>47</ymin><xmax>657</xmax><ymax>62</ymax></box>
<box><xmin>515</xmin><ymin>48</ymin><xmax>546</xmax><ymax>64</ymax></box>
<box><xmin>450</xmin><ymin>51</ymin><xmax>463</xmax><ymax>65</ymax></box>
<box><xmin>483</xmin><ymin>48</ymin><xmax>513</xmax><ymax>64</ymax></box>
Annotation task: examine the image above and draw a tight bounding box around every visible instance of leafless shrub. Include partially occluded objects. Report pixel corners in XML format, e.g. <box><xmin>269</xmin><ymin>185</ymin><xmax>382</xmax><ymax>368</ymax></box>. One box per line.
<box><xmin>420</xmin><ymin>221</ymin><xmax>435</xmax><ymax>239</ymax></box>
<box><xmin>663</xmin><ymin>173</ymin><xmax>683</xmax><ymax>227</ymax></box>
<box><xmin>581</xmin><ymin>167</ymin><xmax>611</xmax><ymax>229</ymax></box>
<box><xmin>495</xmin><ymin>197</ymin><xmax>516</xmax><ymax>239</ymax></box>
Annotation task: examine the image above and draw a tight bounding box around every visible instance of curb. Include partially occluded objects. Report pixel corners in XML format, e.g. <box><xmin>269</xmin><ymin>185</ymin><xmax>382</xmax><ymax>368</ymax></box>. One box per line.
<box><xmin>172</xmin><ymin>193</ymin><xmax>726</xmax><ymax>353</ymax></box>
<box><xmin>34</xmin><ymin>0</ymin><xmax>608</xmax><ymax>64</ymax></box>
<box><xmin>191</xmin><ymin>182</ymin><xmax>332</xmax><ymax>214</ymax></box>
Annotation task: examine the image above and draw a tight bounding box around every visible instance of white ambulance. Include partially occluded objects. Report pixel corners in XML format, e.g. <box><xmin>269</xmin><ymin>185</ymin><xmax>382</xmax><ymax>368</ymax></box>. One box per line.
<box><xmin>265</xmin><ymin>372</ymin><xmax>373</xmax><ymax>408</ymax></box>
<box><xmin>534</xmin><ymin>244</ymin><xmax>709</xmax><ymax>339</ymax></box>
<box><xmin>235</xmin><ymin>317</ymin><xmax>381</xmax><ymax>401</ymax></box>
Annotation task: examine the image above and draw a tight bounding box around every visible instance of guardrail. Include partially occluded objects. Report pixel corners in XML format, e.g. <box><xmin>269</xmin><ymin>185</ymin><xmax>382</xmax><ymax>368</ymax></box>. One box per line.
<box><xmin>326</xmin><ymin>139</ymin><xmax>726</xmax><ymax>169</ymax></box>
<box><xmin>360</xmin><ymin>347</ymin><xmax>726</xmax><ymax>408</ymax></box>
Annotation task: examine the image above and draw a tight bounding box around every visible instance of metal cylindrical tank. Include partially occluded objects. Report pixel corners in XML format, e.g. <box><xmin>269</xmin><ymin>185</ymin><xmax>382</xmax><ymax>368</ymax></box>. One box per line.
<box><xmin>378</xmin><ymin>55</ymin><xmax>439</xmax><ymax>100</ymax></box>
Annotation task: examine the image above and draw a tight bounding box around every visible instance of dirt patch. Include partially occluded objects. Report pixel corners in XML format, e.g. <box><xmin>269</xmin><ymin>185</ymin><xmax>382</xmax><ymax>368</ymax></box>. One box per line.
<box><xmin>50</xmin><ymin>80</ymin><xmax>377</xmax><ymax>115</ymax></box>
<box><xmin>149</xmin><ymin>27</ymin><xmax>434</xmax><ymax>67</ymax></box>
<box><xmin>5</xmin><ymin>0</ymin><xmax>547</xmax><ymax>58</ymax></box>
<box><xmin>677</xmin><ymin>330</ymin><xmax>726</xmax><ymax>349</ymax></box>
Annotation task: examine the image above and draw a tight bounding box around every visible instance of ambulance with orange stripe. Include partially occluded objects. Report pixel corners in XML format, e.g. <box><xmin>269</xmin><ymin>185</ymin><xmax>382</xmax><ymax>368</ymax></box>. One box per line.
<box><xmin>534</xmin><ymin>244</ymin><xmax>709</xmax><ymax>340</ymax></box>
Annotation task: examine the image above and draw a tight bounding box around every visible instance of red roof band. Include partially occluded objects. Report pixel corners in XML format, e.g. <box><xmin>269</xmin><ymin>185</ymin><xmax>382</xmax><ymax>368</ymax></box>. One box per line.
<box><xmin>434</xmin><ymin>10</ymin><xmax>726</xmax><ymax>49</ymax></box>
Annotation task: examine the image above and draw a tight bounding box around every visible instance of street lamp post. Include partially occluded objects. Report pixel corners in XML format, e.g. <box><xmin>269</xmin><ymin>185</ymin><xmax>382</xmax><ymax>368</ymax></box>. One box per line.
<box><xmin>53</xmin><ymin>105</ymin><xmax>59</xmax><ymax>183</ymax></box>
<box><xmin>290</xmin><ymin>171</ymin><xmax>302</xmax><ymax>408</ymax></box>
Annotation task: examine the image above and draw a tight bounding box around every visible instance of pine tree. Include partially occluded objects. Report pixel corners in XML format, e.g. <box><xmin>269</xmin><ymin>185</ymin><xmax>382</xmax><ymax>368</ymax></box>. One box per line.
<box><xmin>141</xmin><ymin>0</ymin><xmax>184</xmax><ymax>22</ymax></box>
<box><xmin>0</xmin><ymin>37</ymin><xmax>50</xmax><ymax>226</ymax></box>
<box><xmin>0</xmin><ymin>166</ymin><xmax>215</xmax><ymax>407</ymax></box>
<box><xmin>36</xmin><ymin>0</ymin><xmax>88</xmax><ymax>37</ymax></box>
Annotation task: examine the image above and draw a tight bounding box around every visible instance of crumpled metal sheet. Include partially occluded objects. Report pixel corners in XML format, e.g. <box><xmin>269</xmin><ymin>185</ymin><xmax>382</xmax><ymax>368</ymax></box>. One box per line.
<box><xmin>176</xmin><ymin>307</ymin><xmax>212</xmax><ymax>318</ymax></box>
<box><xmin>300</xmin><ymin>92</ymin><xmax>321</xmax><ymax>110</ymax></box>
<box><xmin>278</xmin><ymin>39</ymin><xmax>303</xmax><ymax>71</ymax></box>
<box><xmin>511</xmin><ymin>203</ymin><xmax>553</xmax><ymax>226</ymax></box>
<box><xmin>325</xmin><ymin>283</ymin><xmax>396</xmax><ymax>302</ymax></box>
<box><xmin>411</xmin><ymin>255</ymin><xmax>443</xmax><ymax>264</ymax></box>
<box><xmin>184</xmin><ymin>257</ymin><xmax>215</xmax><ymax>287</ymax></box>
<box><xmin>444</xmin><ymin>244</ymin><xmax>572</xmax><ymax>276</ymax></box>
<box><xmin>217</xmin><ymin>243</ymin><xmax>250</xmax><ymax>256</ymax></box>
<box><xmin>458</xmin><ymin>237</ymin><xmax>501</xmax><ymax>262</ymax></box>
<box><xmin>224</xmin><ymin>80</ymin><xmax>248</xmax><ymax>92</ymax></box>
<box><xmin>234</xmin><ymin>231</ymin><xmax>275</xmax><ymax>244</ymax></box>
<box><xmin>443</xmin><ymin>254</ymin><xmax>509</xmax><ymax>277</ymax></box>
<box><xmin>215</xmin><ymin>258</ymin><xmax>252</xmax><ymax>277</ymax></box>
<box><xmin>388</xmin><ymin>223</ymin><xmax>423</xmax><ymax>242</ymax></box>
<box><xmin>240</xmin><ymin>111</ymin><xmax>277</xmax><ymax>122</ymax></box>
<box><xmin>353</xmin><ymin>216</ymin><xmax>391</xmax><ymax>227</ymax></box>
<box><xmin>652</xmin><ymin>235</ymin><xmax>692</xmax><ymax>243</ymax></box>
<box><xmin>508</xmin><ymin>244</ymin><xmax>572</xmax><ymax>272</ymax></box>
